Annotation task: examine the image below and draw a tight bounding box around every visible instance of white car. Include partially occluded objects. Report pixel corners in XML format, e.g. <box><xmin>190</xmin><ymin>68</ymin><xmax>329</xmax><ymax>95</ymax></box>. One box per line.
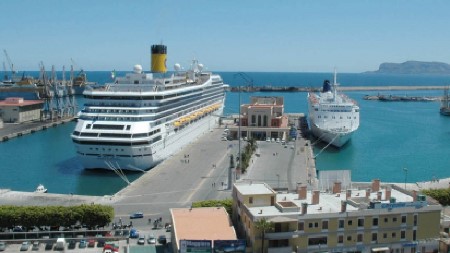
<box><xmin>147</xmin><ymin>235</ymin><xmax>156</xmax><ymax>244</ymax></box>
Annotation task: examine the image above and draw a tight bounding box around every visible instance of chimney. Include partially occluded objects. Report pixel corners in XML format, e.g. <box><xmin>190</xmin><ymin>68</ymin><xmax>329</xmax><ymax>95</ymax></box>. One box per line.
<box><xmin>412</xmin><ymin>190</ymin><xmax>417</xmax><ymax>202</ymax></box>
<box><xmin>377</xmin><ymin>191</ymin><xmax>382</xmax><ymax>201</ymax></box>
<box><xmin>346</xmin><ymin>189</ymin><xmax>352</xmax><ymax>200</ymax></box>
<box><xmin>372</xmin><ymin>179</ymin><xmax>380</xmax><ymax>192</ymax></box>
<box><xmin>341</xmin><ymin>200</ymin><xmax>347</xmax><ymax>212</ymax></box>
<box><xmin>301</xmin><ymin>202</ymin><xmax>308</xmax><ymax>215</ymax></box>
<box><xmin>385</xmin><ymin>187</ymin><xmax>391</xmax><ymax>201</ymax></box>
<box><xmin>366</xmin><ymin>188</ymin><xmax>371</xmax><ymax>198</ymax></box>
<box><xmin>332</xmin><ymin>181</ymin><xmax>342</xmax><ymax>194</ymax></box>
<box><xmin>312</xmin><ymin>190</ymin><xmax>320</xmax><ymax>205</ymax></box>
<box><xmin>298</xmin><ymin>185</ymin><xmax>307</xmax><ymax>200</ymax></box>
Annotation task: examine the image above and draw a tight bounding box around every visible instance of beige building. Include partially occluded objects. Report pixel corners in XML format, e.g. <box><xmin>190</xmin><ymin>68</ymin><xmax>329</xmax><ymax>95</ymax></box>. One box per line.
<box><xmin>228</xmin><ymin>96</ymin><xmax>291</xmax><ymax>141</ymax></box>
<box><xmin>0</xmin><ymin>97</ymin><xmax>43</xmax><ymax>123</ymax></box>
<box><xmin>232</xmin><ymin>180</ymin><xmax>442</xmax><ymax>253</ymax></box>
<box><xmin>170</xmin><ymin>207</ymin><xmax>238</xmax><ymax>252</ymax></box>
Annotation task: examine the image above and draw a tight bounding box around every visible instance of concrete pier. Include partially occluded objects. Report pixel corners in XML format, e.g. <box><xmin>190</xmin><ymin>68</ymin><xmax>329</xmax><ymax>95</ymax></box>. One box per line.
<box><xmin>0</xmin><ymin>118</ymin><xmax>75</xmax><ymax>142</ymax></box>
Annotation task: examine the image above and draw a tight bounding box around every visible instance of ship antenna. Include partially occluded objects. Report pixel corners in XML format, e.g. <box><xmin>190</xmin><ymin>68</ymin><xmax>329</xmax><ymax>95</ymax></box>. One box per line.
<box><xmin>333</xmin><ymin>68</ymin><xmax>338</xmax><ymax>102</ymax></box>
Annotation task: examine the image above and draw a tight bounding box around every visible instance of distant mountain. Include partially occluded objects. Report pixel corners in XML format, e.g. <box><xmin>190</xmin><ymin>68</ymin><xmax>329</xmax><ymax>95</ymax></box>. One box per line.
<box><xmin>367</xmin><ymin>61</ymin><xmax>450</xmax><ymax>74</ymax></box>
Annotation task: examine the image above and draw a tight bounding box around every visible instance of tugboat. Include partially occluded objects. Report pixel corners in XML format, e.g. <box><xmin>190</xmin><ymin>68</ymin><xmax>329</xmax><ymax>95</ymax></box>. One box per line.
<box><xmin>35</xmin><ymin>184</ymin><xmax>48</xmax><ymax>193</ymax></box>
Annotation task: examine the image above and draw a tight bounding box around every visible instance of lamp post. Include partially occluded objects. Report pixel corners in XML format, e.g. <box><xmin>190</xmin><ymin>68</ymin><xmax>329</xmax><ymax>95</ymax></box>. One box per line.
<box><xmin>276</xmin><ymin>174</ymin><xmax>280</xmax><ymax>189</ymax></box>
<box><xmin>403</xmin><ymin>168</ymin><xmax>408</xmax><ymax>190</ymax></box>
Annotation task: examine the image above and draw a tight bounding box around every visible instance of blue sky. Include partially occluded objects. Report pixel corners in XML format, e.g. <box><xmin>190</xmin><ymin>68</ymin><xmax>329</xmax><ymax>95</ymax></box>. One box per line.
<box><xmin>1</xmin><ymin>0</ymin><xmax>450</xmax><ymax>73</ymax></box>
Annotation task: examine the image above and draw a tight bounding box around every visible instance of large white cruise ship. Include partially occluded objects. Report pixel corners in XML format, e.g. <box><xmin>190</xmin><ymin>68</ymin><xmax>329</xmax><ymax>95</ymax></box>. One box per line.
<box><xmin>307</xmin><ymin>73</ymin><xmax>359</xmax><ymax>148</ymax></box>
<box><xmin>71</xmin><ymin>44</ymin><xmax>226</xmax><ymax>171</ymax></box>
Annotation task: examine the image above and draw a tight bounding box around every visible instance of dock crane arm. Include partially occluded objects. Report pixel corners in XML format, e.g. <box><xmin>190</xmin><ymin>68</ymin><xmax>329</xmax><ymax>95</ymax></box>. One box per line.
<box><xmin>3</xmin><ymin>49</ymin><xmax>16</xmax><ymax>81</ymax></box>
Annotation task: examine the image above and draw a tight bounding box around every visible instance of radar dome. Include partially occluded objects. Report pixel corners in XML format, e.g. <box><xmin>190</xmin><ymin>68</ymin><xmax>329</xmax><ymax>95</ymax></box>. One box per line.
<box><xmin>197</xmin><ymin>63</ymin><xmax>204</xmax><ymax>71</ymax></box>
<box><xmin>133</xmin><ymin>64</ymin><xmax>143</xmax><ymax>74</ymax></box>
<box><xmin>174</xmin><ymin>63</ymin><xmax>181</xmax><ymax>71</ymax></box>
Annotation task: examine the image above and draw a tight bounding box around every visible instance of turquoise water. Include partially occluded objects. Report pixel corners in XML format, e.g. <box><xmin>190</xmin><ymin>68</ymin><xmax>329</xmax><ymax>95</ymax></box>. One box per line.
<box><xmin>1</xmin><ymin>71</ymin><xmax>449</xmax><ymax>195</ymax></box>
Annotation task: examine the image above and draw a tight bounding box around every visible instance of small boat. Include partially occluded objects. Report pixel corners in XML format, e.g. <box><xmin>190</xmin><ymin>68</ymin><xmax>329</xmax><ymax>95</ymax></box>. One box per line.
<box><xmin>35</xmin><ymin>184</ymin><xmax>48</xmax><ymax>193</ymax></box>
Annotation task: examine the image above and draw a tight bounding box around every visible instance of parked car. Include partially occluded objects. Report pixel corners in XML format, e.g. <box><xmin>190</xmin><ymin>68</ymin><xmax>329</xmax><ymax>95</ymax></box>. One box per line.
<box><xmin>44</xmin><ymin>242</ymin><xmax>53</xmax><ymax>251</ymax></box>
<box><xmin>87</xmin><ymin>239</ymin><xmax>95</xmax><ymax>248</ymax></box>
<box><xmin>129</xmin><ymin>228</ymin><xmax>139</xmax><ymax>238</ymax></box>
<box><xmin>31</xmin><ymin>241</ymin><xmax>39</xmax><ymax>251</ymax></box>
<box><xmin>78</xmin><ymin>240</ymin><xmax>87</xmax><ymax>249</ymax></box>
<box><xmin>97</xmin><ymin>240</ymin><xmax>105</xmax><ymax>248</ymax></box>
<box><xmin>130</xmin><ymin>212</ymin><xmax>144</xmax><ymax>219</ymax></box>
<box><xmin>137</xmin><ymin>235</ymin><xmax>145</xmax><ymax>245</ymax></box>
<box><xmin>0</xmin><ymin>242</ymin><xmax>6</xmax><ymax>251</ymax></box>
<box><xmin>20</xmin><ymin>241</ymin><xmax>30</xmax><ymax>251</ymax></box>
<box><xmin>147</xmin><ymin>235</ymin><xmax>156</xmax><ymax>244</ymax></box>
<box><xmin>68</xmin><ymin>240</ymin><xmax>76</xmax><ymax>249</ymax></box>
<box><xmin>158</xmin><ymin>235</ymin><xmax>167</xmax><ymax>245</ymax></box>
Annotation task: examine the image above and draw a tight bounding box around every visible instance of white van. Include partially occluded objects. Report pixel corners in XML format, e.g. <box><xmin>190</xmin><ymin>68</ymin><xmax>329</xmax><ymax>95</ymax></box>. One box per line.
<box><xmin>55</xmin><ymin>238</ymin><xmax>65</xmax><ymax>250</ymax></box>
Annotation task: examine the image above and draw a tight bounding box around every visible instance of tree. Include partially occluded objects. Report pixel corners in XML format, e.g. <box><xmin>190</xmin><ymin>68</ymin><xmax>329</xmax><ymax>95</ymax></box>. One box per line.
<box><xmin>254</xmin><ymin>218</ymin><xmax>274</xmax><ymax>253</ymax></box>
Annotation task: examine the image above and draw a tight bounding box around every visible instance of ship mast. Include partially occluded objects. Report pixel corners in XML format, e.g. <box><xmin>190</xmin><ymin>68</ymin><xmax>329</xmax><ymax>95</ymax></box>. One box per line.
<box><xmin>333</xmin><ymin>69</ymin><xmax>337</xmax><ymax>102</ymax></box>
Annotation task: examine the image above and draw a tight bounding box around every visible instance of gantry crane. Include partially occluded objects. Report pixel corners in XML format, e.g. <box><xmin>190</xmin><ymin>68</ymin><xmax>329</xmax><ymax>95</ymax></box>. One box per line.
<box><xmin>3</xmin><ymin>49</ymin><xmax>16</xmax><ymax>81</ymax></box>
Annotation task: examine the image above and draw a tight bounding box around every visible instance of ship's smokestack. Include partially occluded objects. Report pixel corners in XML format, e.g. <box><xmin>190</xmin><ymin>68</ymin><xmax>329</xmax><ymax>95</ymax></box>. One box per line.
<box><xmin>151</xmin><ymin>44</ymin><xmax>167</xmax><ymax>73</ymax></box>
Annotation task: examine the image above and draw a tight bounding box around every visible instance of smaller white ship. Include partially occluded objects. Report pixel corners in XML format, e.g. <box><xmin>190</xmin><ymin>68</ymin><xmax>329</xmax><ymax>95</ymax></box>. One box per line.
<box><xmin>307</xmin><ymin>71</ymin><xmax>359</xmax><ymax>147</ymax></box>
<box><xmin>35</xmin><ymin>184</ymin><xmax>48</xmax><ymax>193</ymax></box>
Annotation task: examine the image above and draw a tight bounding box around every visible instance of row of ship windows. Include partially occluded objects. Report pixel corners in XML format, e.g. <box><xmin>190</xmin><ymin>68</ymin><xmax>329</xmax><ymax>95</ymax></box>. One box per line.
<box><xmin>317</xmin><ymin>116</ymin><xmax>357</xmax><ymax>119</ymax></box>
<box><xmin>83</xmin><ymin>84</ymin><xmax>223</xmax><ymax>101</ymax></box>
<box><xmin>77</xmin><ymin>152</ymin><xmax>152</xmax><ymax>158</ymax></box>
<box><xmin>315</xmin><ymin>109</ymin><xmax>353</xmax><ymax>112</ymax></box>
<box><xmin>72</xmin><ymin>135</ymin><xmax>162</xmax><ymax>146</ymax></box>
<box><xmin>73</xmin><ymin>130</ymin><xmax>160</xmax><ymax>138</ymax></box>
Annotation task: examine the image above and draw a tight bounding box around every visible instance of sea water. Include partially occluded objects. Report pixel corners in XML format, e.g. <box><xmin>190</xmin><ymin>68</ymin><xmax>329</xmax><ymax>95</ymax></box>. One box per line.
<box><xmin>0</xmin><ymin>71</ymin><xmax>449</xmax><ymax>195</ymax></box>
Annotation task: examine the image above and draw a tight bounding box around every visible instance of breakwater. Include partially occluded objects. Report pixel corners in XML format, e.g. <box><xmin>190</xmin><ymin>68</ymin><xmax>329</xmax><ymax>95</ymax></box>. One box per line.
<box><xmin>228</xmin><ymin>85</ymin><xmax>447</xmax><ymax>92</ymax></box>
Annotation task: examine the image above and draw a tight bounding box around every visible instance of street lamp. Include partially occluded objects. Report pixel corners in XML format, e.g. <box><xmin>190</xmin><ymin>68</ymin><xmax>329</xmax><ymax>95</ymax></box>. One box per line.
<box><xmin>276</xmin><ymin>174</ymin><xmax>280</xmax><ymax>189</ymax></box>
<box><xmin>403</xmin><ymin>168</ymin><xmax>408</xmax><ymax>190</ymax></box>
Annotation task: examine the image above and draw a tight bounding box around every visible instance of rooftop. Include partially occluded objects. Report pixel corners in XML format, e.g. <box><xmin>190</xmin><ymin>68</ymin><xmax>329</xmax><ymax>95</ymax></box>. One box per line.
<box><xmin>171</xmin><ymin>207</ymin><xmax>237</xmax><ymax>249</ymax></box>
<box><xmin>236</xmin><ymin>182</ymin><xmax>439</xmax><ymax>219</ymax></box>
<box><xmin>0</xmin><ymin>97</ymin><xmax>43</xmax><ymax>106</ymax></box>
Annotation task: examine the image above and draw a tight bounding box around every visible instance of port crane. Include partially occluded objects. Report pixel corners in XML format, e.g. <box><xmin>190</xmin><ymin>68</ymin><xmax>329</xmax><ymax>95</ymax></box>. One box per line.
<box><xmin>3</xmin><ymin>49</ymin><xmax>16</xmax><ymax>82</ymax></box>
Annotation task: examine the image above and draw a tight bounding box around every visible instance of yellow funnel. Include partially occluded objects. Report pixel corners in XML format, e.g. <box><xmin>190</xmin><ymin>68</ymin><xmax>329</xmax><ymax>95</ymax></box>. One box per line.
<box><xmin>151</xmin><ymin>44</ymin><xmax>167</xmax><ymax>73</ymax></box>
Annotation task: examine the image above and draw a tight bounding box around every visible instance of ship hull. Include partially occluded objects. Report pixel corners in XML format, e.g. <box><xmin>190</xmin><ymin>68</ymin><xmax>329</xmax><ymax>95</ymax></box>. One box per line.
<box><xmin>75</xmin><ymin>107</ymin><xmax>223</xmax><ymax>171</ymax></box>
<box><xmin>309</xmin><ymin>119</ymin><xmax>353</xmax><ymax>148</ymax></box>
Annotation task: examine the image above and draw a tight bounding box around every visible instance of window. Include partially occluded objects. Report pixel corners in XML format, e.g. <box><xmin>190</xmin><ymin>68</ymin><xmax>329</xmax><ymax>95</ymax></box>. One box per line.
<box><xmin>372</xmin><ymin>233</ymin><xmax>378</xmax><ymax>242</ymax></box>
<box><xmin>347</xmin><ymin>236</ymin><xmax>352</xmax><ymax>242</ymax></box>
<box><xmin>314</xmin><ymin>222</ymin><xmax>318</xmax><ymax>228</ymax></box>
<box><xmin>338</xmin><ymin>235</ymin><xmax>343</xmax><ymax>244</ymax></box>
<box><xmin>358</xmin><ymin>218</ymin><xmax>364</xmax><ymax>227</ymax></box>
<box><xmin>339</xmin><ymin>220</ymin><xmax>344</xmax><ymax>228</ymax></box>
<box><xmin>384</xmin><ymin>217</ymin><xmax>388</xmax><ymax>223</ymax></box>
<box><xmin>86</xmin><ymin>124</ymin><xmax>92</xmax><ymax>129</ymax></box>
<box><xmin>413</xmin><ymin>215</ymin><xmax>418</xmax><ymax>226</ymax></box>
<box><xmin>348</xmin><ymin>220</ymin><xmax>353</xmax><ymax>226</ymax></box>
<box><xmin>308</xmin><ymin>237</ymin><xmax>327</xmax><ymax>246</ymax></box>
<box><xmin>393</xmin><ymin>217</ymin><xmax>397</xmax><ymax>222</ymax></box>
<box><xmin>249</xmin><ymin>197</ymin><xmax>253</xmax><ymax>204</ymax></box>
<box><xmin>383</xmin><ymin>233</ymin><xmax>387</xmax><ymax>239</ymax></box>
<box><xmin>401</xmin><ymin>230</ymin><xmax>406</xmax><ymax>239</ymax></box>
<box><xmin>357</xmin><ymin>234</ymin><xmax>363</xmax><ymax>242</ymax></box>
<box><xmin>309</xmin><ymin>223</ymin><xmax>313</xmax><ymax>228</ymax></box>
<box><xmin>392</xmin><ymin>232</ymin><xmax>396</xmax><ymax>238</ymax></box>
<box><xmin>373</xmin><ymin>218</ymin><xmax>378</xmax><ymax>226</ymax></box>
<box><xmin>322</xmin><ymin>220</ymin><xmax>328</xmax><ymax>230</ymax></box>
<box><xmin>298</xmin><ymin>222</ymin><xmax>304</xmax><ymax>231</ymax></box>
<box><xmin>401</xmin><ymin>215</ymin><xmax>407</xmax><ymax>223</ymax></box>
<box><xmin>413</xmin><ymin>230</ymin><xmax>417</xmax><ymax>241</ymax></box>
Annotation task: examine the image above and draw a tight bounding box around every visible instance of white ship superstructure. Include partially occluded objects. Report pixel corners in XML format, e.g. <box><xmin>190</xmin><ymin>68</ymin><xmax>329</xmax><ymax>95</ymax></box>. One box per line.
<box><xmin>307</xmin><ymin>72</ymin><xmax>359</xmax><ymax>148</ymax></box>
<box><xmin>71</xmin><ymin>45</ymin><xmax>226</xmax><ymax>171</ymax></box>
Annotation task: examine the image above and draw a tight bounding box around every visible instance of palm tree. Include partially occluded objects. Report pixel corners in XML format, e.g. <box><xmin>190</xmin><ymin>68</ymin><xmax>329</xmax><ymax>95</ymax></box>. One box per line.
<box><xmin>255</xmin><ymin>218</ymin><xmax>274</xmax><ymax>253</ymax></box>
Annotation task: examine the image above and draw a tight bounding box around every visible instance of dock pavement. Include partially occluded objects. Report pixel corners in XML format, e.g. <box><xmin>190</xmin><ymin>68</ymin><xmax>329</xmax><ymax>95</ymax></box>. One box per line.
<box><xmin>0</xmin><ymin>118</ymin><xmax>75</xmax><ymax>142</ymax></box>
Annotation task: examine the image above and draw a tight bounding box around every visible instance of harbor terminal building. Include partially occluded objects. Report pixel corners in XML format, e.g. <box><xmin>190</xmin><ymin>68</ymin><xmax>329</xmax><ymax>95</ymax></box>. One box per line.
<box><xmin>227</xmin><ymin>96</ymin><xmax>292</xmax><ymax>141</ymax></box>
<box><xmin>232</xmin><ymin>180</ymin><xmax>441</xmax><ymax>253</ymax></box>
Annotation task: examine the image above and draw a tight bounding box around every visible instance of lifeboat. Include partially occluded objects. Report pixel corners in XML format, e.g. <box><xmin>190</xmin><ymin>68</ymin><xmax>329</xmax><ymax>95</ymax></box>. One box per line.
<box><xmin>173</xmin><ymin>121</ymin><xmax>181</xmax><ymax>127</ymax></box>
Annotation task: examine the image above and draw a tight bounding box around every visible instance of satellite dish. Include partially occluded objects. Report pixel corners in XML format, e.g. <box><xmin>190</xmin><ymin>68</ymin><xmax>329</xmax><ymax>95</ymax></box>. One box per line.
<box><xmin>197</xmin><ymin>63</ymin><xmax>204</xmax><ymax>71</ymax></box>
<box><xmin>174</xmin><ymin>63</ymin><xmax>181</xmax><ymax>71</ymax></box>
